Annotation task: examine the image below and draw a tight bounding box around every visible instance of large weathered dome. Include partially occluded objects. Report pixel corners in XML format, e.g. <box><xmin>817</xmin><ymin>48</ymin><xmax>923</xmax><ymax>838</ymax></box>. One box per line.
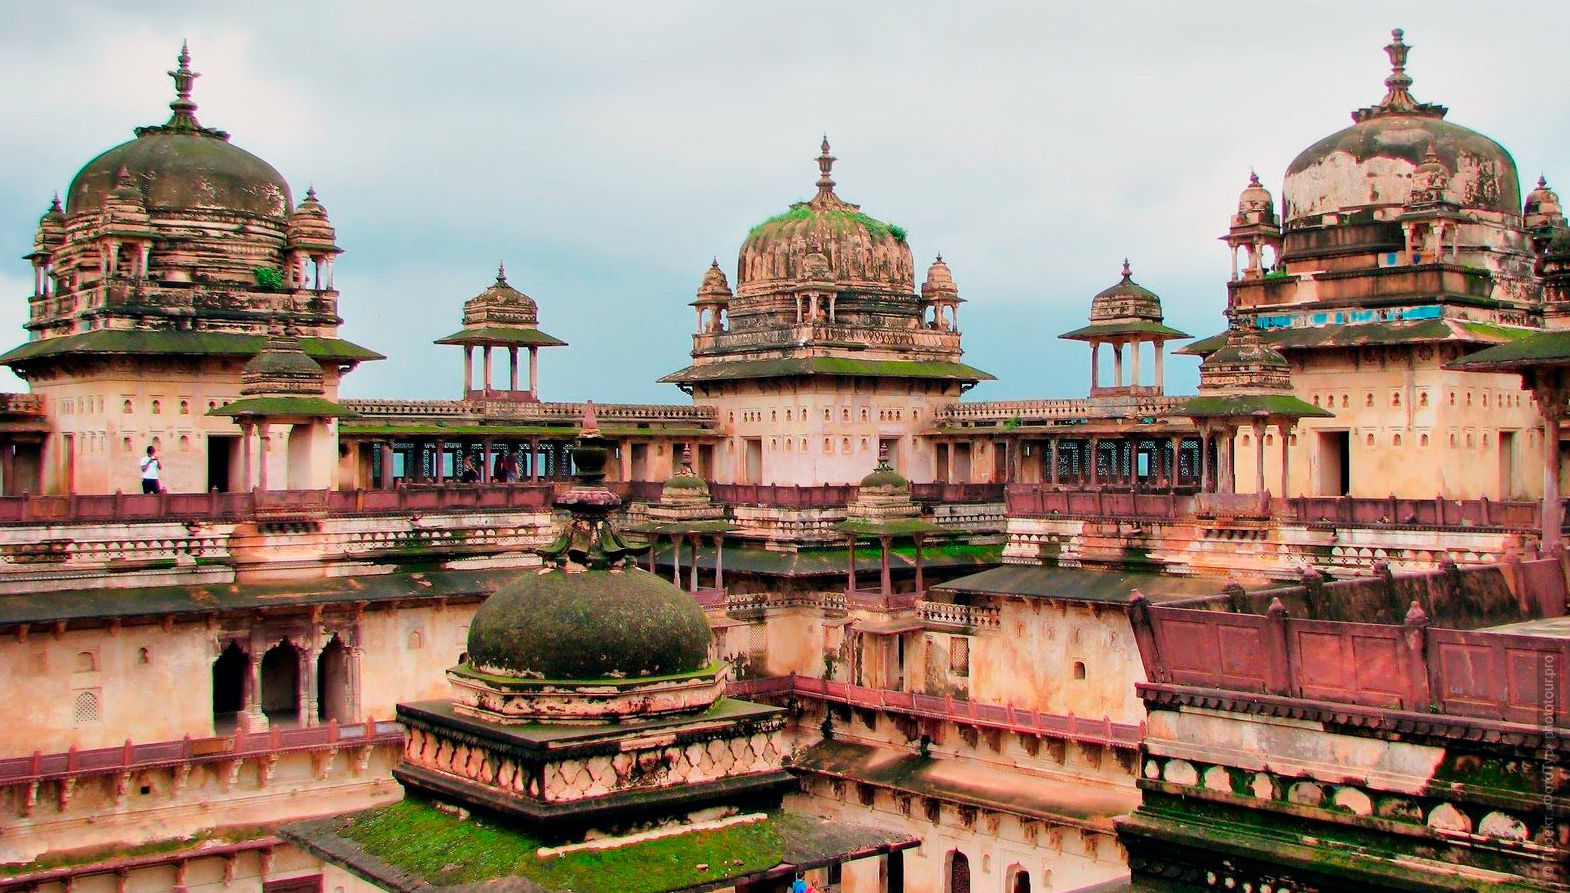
<box><xmin>736</xmin><ymin>139</ymin><xmax>914</xmax><ymax>297</ymax></box>
<box><xmin>65</xmin><ymin>45</ymin><xmax>291</xmax><ymax>220</ymax></box>
<box><xmin>466</xmin><ymin>567</ymin><xmax>711</xmax><ymax>681</ymax></box>
<box><xmin>1282</xmin><ymin>30</ymin><xmax>1519</xmax><ymax>227</ymax></box>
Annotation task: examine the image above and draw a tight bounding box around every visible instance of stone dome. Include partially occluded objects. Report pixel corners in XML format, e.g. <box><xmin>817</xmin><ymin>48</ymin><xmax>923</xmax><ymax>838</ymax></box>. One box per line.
<box><xmin>1526</xmin><ymin>176</ymin><xmax>1565</xmax><ymax>232</ymax></box>
<box><xmin>921</xmin><ymin>255</ymin><xmax>959</xmax><ymax>301</ymax></box>
<box><xmin>1199</xmin><ymin>320</ymin><xmax>1292</xmax><ymax>393</ymax></box>
<box><xmin>240</xmin><ymin>334</ymin><xmax>325</xmax><ymax>396</ymax></box>
<box><xmin>65</xmin><ymin>46</ymin><xmax>292</xmax><ymax>221</ymax></box>
<box><xmin>1237</xmin><ymin>172</ymin><xmax>1274</xmax><ymax>215</ymax></box>
<box><xmin>1282</xmin><ymin>30</ymin><xmax>1519</xmax><ymax>227</ymax></box>
<box><xmin>461</xmin><ymin>263</ymin><xmax>539</xmax><ymax>326</ymax></box>
<box><xmin>694</xmin><ymin>259</ymin><xmax>733</xmax><ymax>305</ymax></box>
<box><xmin>465</xmin><ymin>567</ymin><xmax>711</xmax><ymax>681</ymax></box>
<box><xmin>31</xmin><ymin>197</ymin><xmax>65</xmax><ymax>256</ymax></box>
<box><xmin>1090</xmin><ymin>260</ymin><xmax>1163</xmax><ymax>323</ymax></box>
<box><xmin>736</xmin><ymin>138</ymin><xmax>914</xmax><ymax>297</ymax></box>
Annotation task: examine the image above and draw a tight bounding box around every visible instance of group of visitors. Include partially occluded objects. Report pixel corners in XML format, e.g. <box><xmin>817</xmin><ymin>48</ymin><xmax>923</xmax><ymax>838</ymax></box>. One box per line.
<box><xmin>456</xmin><ymin>451</ymin><xmax>525</xmax><ymax>484</ymax></box>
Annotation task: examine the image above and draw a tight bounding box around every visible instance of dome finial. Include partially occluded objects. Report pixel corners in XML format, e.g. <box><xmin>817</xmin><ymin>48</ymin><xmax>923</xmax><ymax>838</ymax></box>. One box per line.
<box><xmin>496</xmin><ymin>260</ymin><xmax>508</xmax><ymax>284</ymax></box>
<box><xmin>1378</xmin><ymin>27</ymin><xmax>1418</xmax><ymax>112</ymax></box>
<box><xmin>1122</xmin><ymin>257</ymin><xmax>1132</xmax><ymax>279</ymax></box>
<box><xmin>1248</xmin><ymin>170</ymin><xmax>1261</xmax><ymax>187</ymax></box>
<box><xmin>49</xmin><ymin>192</ymin><xmax>62</xmax><ymax>213</ymax></box>
<box><xmin>815</xmin><ymin>135</ymin><xmax>837</xmax><ymax>200</ymax></box>
<box><xmin>166</xmin><ymin>40</ymin><xmax>202</xmax><ymax>130</ymax></box>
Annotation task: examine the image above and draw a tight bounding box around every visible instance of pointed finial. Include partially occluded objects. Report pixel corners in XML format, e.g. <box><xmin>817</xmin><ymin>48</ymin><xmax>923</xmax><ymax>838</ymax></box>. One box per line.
<box><xmin>1377</xmin><ymin>27</ymin><xmax>1418</xmax><ymax>112</ymax></box>
<box><xmin>579</xmin><ymin>400</ymin><xmax>600</xmax><ymax>438</ymax></box>
<box><xmin>49</xmin><ymin>193</ymin><xmax>62</xmax><ymax>213</ymax></box>
<box><xmin>496</xmin><ymin>261</ymin><xmax>508</xmax><ymax>284</ymax></box>
<box><xmin>935</xmin><ymin>252</ymin><xmax>944</xmax><ymax>263</ymax></box>
<box><xmin>305</xmin><ymin>185</ymin><xmax>318</xmax><ymax>202</ymax></box>
<box><xmin>166</xmin><ymin>41</ymin><xmax>202</xmax><ymax>130</ymax></box>
<box><xmin>815</xmin><ymin>135</ymin><xmax>837</xmax><ymax>198</ymax></box>
<box><xmin>1121</xmin><ymin>258</ymin><xmax>1132</xmax><ymax>279</ymax></box>
<box><xmin>876</xmin><ymin>440</ymin><xmax>891</xmax><ymax>470</ymax></box>
<box><xmin>1248</xmin><ymin>170</ymin><xmax>1262</xmax><ymax>187</ymax></box>
<box><xmin>1540</xmin><ymin>175</ymin><xmax>1550</xmax><ymax>189</ymax></box>
<box><xmin>710</xmin><ymin>257</ymin><xmax>720</xmax><ymax>269</ymax></box>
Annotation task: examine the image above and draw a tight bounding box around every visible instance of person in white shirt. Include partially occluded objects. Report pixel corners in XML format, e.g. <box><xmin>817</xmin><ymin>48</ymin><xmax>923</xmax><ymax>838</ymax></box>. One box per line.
<box><xmin>140</xmin><ymin>446</ymin><xmax>162</xmax><ymax>494</ymax></box>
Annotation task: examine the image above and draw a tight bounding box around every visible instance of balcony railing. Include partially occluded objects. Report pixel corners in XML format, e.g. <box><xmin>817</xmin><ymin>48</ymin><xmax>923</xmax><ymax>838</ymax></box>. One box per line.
<box><xmin>0</xmin><ymin>484</ymin><xmax>553</xmax><ymax>524</ymax></box>
<box><xmin>916</xmin><ymin>600</ymin><xmax>1002</xmax><ymax>631</ymax></box>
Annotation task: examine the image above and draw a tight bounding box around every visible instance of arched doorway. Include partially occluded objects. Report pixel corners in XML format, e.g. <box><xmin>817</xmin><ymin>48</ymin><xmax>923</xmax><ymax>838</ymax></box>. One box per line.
<box><xmin>212</xmin><ymin>641</ymin><xmax>248</xmax><ymax>733</ymax></box>
<box><xmin>260</xmin><ymin>641</ymin><xmax>301</xmax><ymax>726</ymax></box>
<box><xmin>317</xmin><ymin>636</ymin><xmax>352</xmax><ymax>724</ymax></box>
<box><xmin>947</xmin><ymin>851</ymin><xmax>970</xmax><ymax>893</ymax></box>
<box><xmin>1010</xmin><ymin>867</ymin><xmax>1030</xmax><ymax>893</ymax></box>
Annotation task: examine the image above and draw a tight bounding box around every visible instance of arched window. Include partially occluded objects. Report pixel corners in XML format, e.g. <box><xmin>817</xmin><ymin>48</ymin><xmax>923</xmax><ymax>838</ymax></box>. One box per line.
<box><xmin>260</xmin><ymin>641</ymin><xmax>301</xmax><ymax>725</ymax></box>
<box><xmin>1011</xmin><ymin>868</ymin><xmax>1031</xmax><ymax>893</ymax></box>
<box><xmin>947</xmin><ymin>851</ymin><xmax>970</xmax><ymax>893</ymax></box>
<box><xmin>74</xmin><ymin>651</ymin><xmax>97</xmax><ymax>673</ymax></box>
<box><xmin>1073</xmin><ymin>660</ymin><xmax>1087</xmax><ymax>680</ymax></box>
<box><xmin>317</xmin><ymin>636</ymin><xmax>352</xmax><ymax>724</ymax></box>
<box><xmin>213</xmin><ymin>641</ymin><xmax>248</xmax><ymax>731</ymax></box>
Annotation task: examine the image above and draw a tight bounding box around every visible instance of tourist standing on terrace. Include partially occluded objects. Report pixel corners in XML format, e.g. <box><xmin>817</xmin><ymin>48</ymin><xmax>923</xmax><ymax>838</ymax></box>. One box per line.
<box><xmin>139</xmin><ymin>446</ymin><xmax>162</xmax><ymax>494</ymax></box>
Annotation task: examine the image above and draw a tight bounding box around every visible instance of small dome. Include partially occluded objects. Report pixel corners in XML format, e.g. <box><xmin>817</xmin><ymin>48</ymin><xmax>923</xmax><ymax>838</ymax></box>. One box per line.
<box><xmin>240</xmin><ymin>334</ymin><xmax>325</xmax><ymax>396</ymax></box>
<box><xmin>1199</xmin><ymin>320</ymin><xmax>1292</xmax><ymax>393</ymax></box>
<box><xmin>1090</xmin><ymin>260</ymin><xmax>1164</xmax><ymax>323</ymax></box>
<box><xmin>100</xmin><ymin>167</ymin><xmax>153</xmax><ymax>234</ymax></box>
<box><xmin>465</xmin><ymin>567</ymin><xmax>711</xmax><ymax>680</ymax></box>
<box><xmin>32</xmin><ymin>196</ymin><xmax>65</xmax><ymax>254</ymax></box>
<box><xmin>737</xmin><ymin>138</ymin><xmax>914</xmax><ymax>297</ymax></box>
<box><xmin>286</xmin><ymin>187</ymin><xmax>338</xmax><ymax>253</ymax></box>
<box><xmin>1282</xmin><ymin>30</ymin><xmax>1519</xmax><ymax>227</ymax></box>
<box><xmin>1237</xmin><ymin>172</ymin><xmax>1274</xmax><ymax>215</ymax></box>
<box><xmin>920</xmin><ymin>254</ymin><xmax>959</xmax><ymax>301</ymax></box>
<box><xmin>694</xmin><ymin>259</ymin><xmax>732</xmax><ymax>305</ymax></box>
<box><xmin>461</xmin><ymin>263</ymin><xmax>539</xmax><ymax>327</ymax></box>
<box><xmin>661</xmin><ymin>447</ymin><xmax>712</xmax><ymax>501</ymax></box>
<box><xmin>65</xmin><ymin>46</ymin><xmax>292</xmax><ymax>220</ymax></box>
<box><xmin>1526</xmin><ymin>176</ymin><xmax>1565</xmax><ymax>231</ymax></box>
<box><xmin>859</xmin><ymin>444</ymin><xmax>910</xmax><ymax>493</ymax></box>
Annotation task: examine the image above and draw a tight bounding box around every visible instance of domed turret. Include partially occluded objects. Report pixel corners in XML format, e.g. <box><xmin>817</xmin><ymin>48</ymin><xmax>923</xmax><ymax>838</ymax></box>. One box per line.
<box><xmin>1526</xmin><ymin>176</ymin><xmax>1565</xmax><ymax>233</ymax></box>
<box><xmin>31</xmin><ymin>196</ymin><xmax>65</xmax><ymax>257</ymax></box>
<box><xmin>240</xmin><ymin>331</ymin><xmax>326</xmax><ymax>397</ymax></box>
<box><xmin>285</xmin><ymin>187</ymin><xmax>338</xmax><ymax>254</ymax></box>
<box><xmin>460</xmin><ymin>262</ymin><xmax>538</xmax><ymax>327</ymax></box>
<box><xmin>736</xmin><ymin>138</ymin><xmax>914</xmax><ymax>297</ymax></box>
<box><xmin>1237</xmin><ymin>171</ymin><xmax>1275</xmax><ymax>217</ymax></box>
<box><xmin>1089</xmin><ymin>260</ymin><xmax>1163</xmax><ymax>323</ymax></box>
<box><xmin>1198</xmin><ymin>319</ymin><xmax>1293</xmax><ymax>394</ymax></box>
<box><xmin>1282</xmin><ymin>30</ymin><xmax>1519</xmax><ymax>227</ymax></box>
<box><xmin>921</xmin><ymin>254</ymin><xmax>958</xmax><ymax>301</ymax></box>
<box><xmin>99</xmin><ymin>166</ymin><xmax>154</xmax><ymax>237</ymax></box>
<box><xmin>695</xmin><ymin>259</ymin><xmax>733</xmax><ymax>304</ymax></box>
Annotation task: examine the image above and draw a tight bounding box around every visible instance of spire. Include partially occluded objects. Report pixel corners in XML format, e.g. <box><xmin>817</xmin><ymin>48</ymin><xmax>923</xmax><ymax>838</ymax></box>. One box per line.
<box><xmin>1354</xmin><ymin>28</ymin><xmax>1445</xmax><ymax>122</ymax></box>
<box><xmin>305</xmin><ymin>185</ymin><xmax>318</xmax><ymax>202</ymax></box>
<box><xmin>579</xmin><ymin>400</ymin><xmax>600</xmax><ymax>438</ymax></box>
<box><xmin>1248</xmin><ymin>170</ymin><xmax>1261</xmax><ymax>188</ymax></box>
<box><xmin>1121</xmin><ymin>258</ymin><xmax>1132</xmax><ymax>279</ymax></box>
<box><xmin>496</xmin><ymin>261</ymin><xmax>508</xmax><ymax>285</ymax></box>
<box><xmin>49</xmin><ymin>193</ymin><xmax>62</xmax><ymax>214</ymax></box>
<box><xmin>167</xmin><ymin>40</ymin><xmax>202</xmax><ymax>130</ymax></box>
<box><xmin>814</xmin><ymin>135</ymin><xmax>837</xmax><ymax>201</ymax></box>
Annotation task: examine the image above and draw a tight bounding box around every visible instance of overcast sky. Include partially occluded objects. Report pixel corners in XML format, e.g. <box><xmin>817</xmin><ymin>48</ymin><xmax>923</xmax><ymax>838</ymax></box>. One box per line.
<box><xmin>2</xmin><ymin>1</ymin><xmax>1567</xmax><ymax>402</ymax></box>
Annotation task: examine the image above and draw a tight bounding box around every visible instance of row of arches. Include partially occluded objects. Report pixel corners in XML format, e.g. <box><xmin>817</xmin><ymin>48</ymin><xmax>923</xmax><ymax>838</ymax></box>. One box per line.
<box><xmin>946</xmin><ymin>851</ymin><xmax>1035</xmax><ymax>893</ymax></box>
<box><xmin>212</xmin><ymin>636</ymin><xmax>353</xmax><ymax>732</ymax></box>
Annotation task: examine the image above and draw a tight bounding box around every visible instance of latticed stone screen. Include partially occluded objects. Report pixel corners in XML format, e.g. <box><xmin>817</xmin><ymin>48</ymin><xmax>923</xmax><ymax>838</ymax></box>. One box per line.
<box><xmin>73</xmin><ymin>689</ymin><xmax>100</xmax><ymax>723</ymax></box>
<box><xmin>950</xmin><ymin>635</ymin><xmax>970</xmax><ymax>677</ymax></box>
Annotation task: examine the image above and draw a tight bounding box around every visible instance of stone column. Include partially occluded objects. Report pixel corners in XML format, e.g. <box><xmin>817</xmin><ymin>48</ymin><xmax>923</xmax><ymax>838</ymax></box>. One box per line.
<box><xmin>913</xmin><ymin>535</ymin><xmax>925</xmax><ymax>596</ymax></box>
<box><xmin>241</xmin><ymin>422</ymin><xmax>255</xmax><ymax>491</ymax></box>
<box><xmin>1155</xmin><ymin>344</ymin><xmax>1165</xmax><ymax>393</ymax></box>
<box><xmin>301</xmin><ymin>644</ymin><xmax>317</xmax><ymax>727</ymax></box>
<box><xmin>245</xmin><ymin>648</ymin><xmax>266</xmax><ymax>729</ymax></box>
<box><xmin>671</xmin><ymin>535</ymin><xmax>682</xmax><ymax>587</ymax></box>
<box><xmin>1130</xmin><ymin>339</ymin><xmax>1142</xmax><ymax>390</ymax></box>
<box><xmin>1113</xmin><ymin>344</ymin><xmax>1124</xmax><ymax>389</ymax></box>
<box><xmin>257</xmin><ymin>423</ymin><xmax>271</xmax><ymax>492</ymax></box>
<box><xmin>714</xmin><ymin>534</ymin><xmax>725</xmax><ymax>591</ymax></box>
<box><xmin>381</xmin><ymin>440</ymin><xmax>395</xmax><ymax>489</ymax></box>
<box><xmin>509</xmin><ymin>347</ymin><xmax>519</xmax><ymax>391</ymax></box>
<box><xmin>1279</xmin><ymin>421</ymin><xmax>1292</xmax><ymax>499</ymax></box>
<box><xmin>846</xmin><ymin>537</ymin><xmax>857</xmax><ymax>593</ymax></box>
<box><xmin>1253</xmin><ymin>420</ymin><xmax>1267</xmax><ymax>495</ymax></box>
<box><xmin>878</xmin><ymin>536</ymin><xmax>893</xmax><ymax>599</ymax></box>
<box><xmin>1537</xmin><ymin>376</ymin><xmax>1567</xmax><ymax>549</ymax></box>
<box><xmin>434</xmin><ymin>439</ymin><xmax>445</xmax><ymax>483</ymax></box>
<box><xmin>530</xmin><ymin>438</ymin><xmax>540</xmax><ymax>481</ymax></box>
<box><xmin>1200</xmin><ymin>430</ymin><xmax>1212</xmax><ymax>493</ymax></box>
<box><xmin>529</xmin><ymin>347</ymin><xmax>539</xmax><ymax>397</ymax></box>
<box><xmin>482</xmin><ymin>345</ymin><xmax>493</xmax><ymax>394</ymax></box>
<box><xmin>481</xmin><ymin>438</ymin><xmax>493</xmax><ymax>483</ymax></box>
<box><xmin>688</xmin><ymin>535</ymin><xmax>700</xmax><ymax>593</ymax></box>
<box><xmin>463</xmin><ymin>345</ymin><xmax>473</xmax><ymax>395</ymax></box>
<box><xmin>1170</xmin><ymin>435</ymin><xmax>1183</xmax><ymax>490</ymax></box>
<box><xmin>1090</xmin><ymin>342</ymin><xmax>1100</xmax><ymax>390</ymax></box>
<box><xmin>1048</xmin><ymin>437</ymin><xmax>1059</xmax><ymax>485</ymax></box>
<box><xmin>1089</xmin><ymin>437</ymin><xmax>1100</xmax><ymax>486</ymax></box>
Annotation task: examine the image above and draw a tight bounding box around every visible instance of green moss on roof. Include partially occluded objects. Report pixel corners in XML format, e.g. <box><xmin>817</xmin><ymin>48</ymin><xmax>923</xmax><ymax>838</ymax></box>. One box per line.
<box><xmin>336</xmin><ymin>797</ymin><xmax>788</xmax><ymax>893</ymax></box>
<box><xmin>1177</xmin><ymin>318</ymin><xmax>1530</xmax><ymax>357</ymax></box>
<box><xmin>1448</xmin><ymin>329</ymin><xmax>1570</xmax><ymax>370</ymax></box>
<box><xmin>660</xmin><ymin>357</ymin><xmax>994</xmax><ymax>384</ymax></box>
<box><xmin>211</xmin><ymin>396</ymin><xmax>358</xmax><ymax>418</ymax></box>
<box><xmin>466</xmin><ymin>567</ymin><xmax>710</xmax><ymax>680</ymax></box>
<box><xmin>1059</xmin><ymin>321</ymin><xmax>1191</xmax><ymax>341</ymax></box>
<box><xmin>838</xmin><ymin>518</ymin><xmax>944</xmax><ymax>537</ymax></box>
<box><xmin>1174</xmin><ymin>394</ymin><xmax>1332</xmax><ymax>419</ymax></box>
<box><xmin>0</xmin><ymin>330</ymin><xmax>384</xmax><ymax>367</ymax></box>
<box><xmin>748</xmin><ymin>205</ymin><xmax>907</xmax><ymax>244</ymax></box>
<box><xmin>434</xmin><ymin>326</ymin><xmax>568</xmax><ymax>347</ymax></box>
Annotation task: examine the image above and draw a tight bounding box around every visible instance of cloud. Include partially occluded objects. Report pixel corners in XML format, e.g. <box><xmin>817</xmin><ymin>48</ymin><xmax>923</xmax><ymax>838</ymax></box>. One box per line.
<box><xmin>3</xmin><ymin>1</ymin><xmax>1567</xmax><ymax>402</ymax></box>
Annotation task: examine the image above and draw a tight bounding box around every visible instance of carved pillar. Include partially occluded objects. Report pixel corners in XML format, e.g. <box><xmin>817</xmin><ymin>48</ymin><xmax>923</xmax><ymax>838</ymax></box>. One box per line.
<box><xmin>714</xmin><ymin>534</ymin><xmax>725</xmax><ymax>592</ymax></box>
<box><xmin>257</xmin><ymin>422</ymin><xmax>271</xmax><ymax>492</ymax></box>
<box><xmin>509</xmin><ymin>347</ymin><xmax>519</xmax><ymax>391</ymax></box>
<box><xmin>688</xmin><ymin>534</ymin><xmax>700</xmax><ymax>593</ymax></box>
<box><xmin>462</xmin><ymin>345</ymin><xmax>473</xmax><ymax>395</ymax></box>
<box><xmin>1048</xmin><ymin>437</ymin><xmax>1059</xmax><ymax>486</ymax></box>
<box><xmin>847</xmin><ymin>536</ymin><xmax>857</xmax><ymax>593</ymax></box>
<box><xmin>878</xmin><ymin>536</ymin><xmax>893</xmax><ymax>599</ymax></box>
<box><xmin>482</xmin><ymin>345</ymin><xmax>493</xmax><ymax>394</ymax></box>
<box><xmin>1278</xmin><ymin>420</ymin><xmax>1292</xmax><ymax>499</ymax></box>
<box><xmin>245</xmin><ymin>647</ymin><xmax>266</xmax><ymax>729</ymax></box>
<box><xmin>1090</xmin><ymin>342</ymin><xmax>1100</xmax><ymax>391</ymax></box>
<box><xmin>672</xmin><ymin>534</ymin><xmax>682</xmax><ymax>587</ymax></box>
<box><xmin>381</xmin><ymin>440</ymin><xmax>394</xmax><ymax>489</ymax></box>
<box><xmin>241</xmin><ymin>422</ymin><xmax>255</xmax><ymax>491</ymax></box>
<box><xmin>434</xmin><ymin>439</ymin><xmax>445</xmax><ymax>483</ymax></box>
<box><xmin>1535</xmin><ymin>374</ymin><xmax>1568</xmax><ymax>549</ymax></box>
<box><xmin>529</xmin><ymin>347</ymin><xmax>539</xmax><ymax>397</ymax></box>
<box><xmin>481</xmin><ymin>438</ymin><xmax>493</xmax><ymax>483</ymax></box>
<box><xmin>1155</xmin><ymin>343</ymin><xmax>1165</xmax><ymax>393</ymax></box>
<box><xmin>1130</xmin><ymin>339</ymin><xmax>1141</xmax><ymax>390</ymax></box>
<box><xmin>1089</xmin><ymin>437</ymin><xmax>1100</xmax><ymax>487</ymax></box>
<box><xmin>1169</xmin><ymin>435</ymin><xmax>1183</xmax><ymax>490</ymax></box>
<box><xmin>302</xmin><ymin>643</ymin><xmax>318</xmax><ymax>726</ymax></box>
<box><xmin>1199</xmin><ymin>429</ymin><xmax>1212</xmax><ymax>493</ymax></box>
<box><xmin>530</xmin><ymin>437</ymin><xmax>540</xmax><ymax>482</ymax></box>
<box><xmin>914</xmin><ymin>535</ymin><xmax>925</xmax><ymax>596</ymax></box>
<box><xmin>1112</xmin><ymin>344</ymin><xmax>1123</xmax><ymax>388</ymax></box>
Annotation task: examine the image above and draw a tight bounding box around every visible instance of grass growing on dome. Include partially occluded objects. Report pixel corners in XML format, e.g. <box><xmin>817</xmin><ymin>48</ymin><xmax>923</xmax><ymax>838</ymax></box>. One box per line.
<box><xmin>747</xmin><ymin>206</ymin><xmax>908</xmax><ymax>242</ymax></box>
<box><xmin>337</xmin><ymin>796</ymin><xmax>790</xmax><ymax>893</ymax></box>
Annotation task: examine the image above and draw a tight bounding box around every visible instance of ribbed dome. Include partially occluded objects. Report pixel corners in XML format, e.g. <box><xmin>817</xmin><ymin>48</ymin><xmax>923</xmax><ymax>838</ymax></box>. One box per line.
<box><xmin>920</xmin><ymin>255</ymin><xmax>958</xmax><ymax>301</ymax></box>
<box><xmin>1282</xmin><ymin>31</ymin><xmax>1519</xmax><ymax>227</ymax></box>
<box><xmin>461</xmin><ymin>263</ymin><xmax>539</xmax><ymax>326</ymax></box>
<box><xmin>1526</xmin><ymin>176</ymin><xmax>1565</xmax><ymax>232</ymax></box>
<box><xmin>465</xmin><ymin>567</ymin><xmax>711</xmax><ymax>681</ymax></box>
<box><xmin>1237</xmin><ymin>172</ymin><xmax>1274</xmax><ymax>215</ymax></box>
<box><xmin>65</xmin><ymin>46</ymin><xmax>291</xmax><ymax>220</ymax></box>
<box><xmin>736</xmin><ymin>139</ymin><xmax>914</xmax><ymax>297</ymax></box>
<box><xmin>240</xmin><ymin>334</ymin><xmax>326</xmax><ymax>396</ymax></box>
<box><xmin>1199</xmin><ymin>321</ymin><xmax>1292</xmax><ymax>393</ymax></box>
